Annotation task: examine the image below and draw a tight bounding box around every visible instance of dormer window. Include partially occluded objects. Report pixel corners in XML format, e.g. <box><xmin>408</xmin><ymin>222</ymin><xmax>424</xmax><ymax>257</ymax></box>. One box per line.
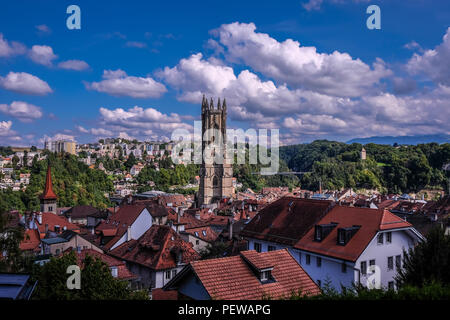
<box><xmin>314</xmin><ymin>222</ymin><xmax>338</xmax><ymax>242</ymax></box>
<box><xmin>259</xmin><ymin>268</ymin><xmax>273</xmax><ymax>283</ymax></box>
<box><xmin>337</xmin><ymin>225</ymin><xmax>361</xmax><ymax>246</ymax></box>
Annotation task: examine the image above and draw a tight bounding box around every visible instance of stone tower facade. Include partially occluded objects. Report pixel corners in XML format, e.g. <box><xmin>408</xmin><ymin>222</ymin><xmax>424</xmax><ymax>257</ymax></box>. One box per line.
<box><xmin>198</xmin><ymin>96</ymin><xmax>233</xmax><ymax>207</ymax></box>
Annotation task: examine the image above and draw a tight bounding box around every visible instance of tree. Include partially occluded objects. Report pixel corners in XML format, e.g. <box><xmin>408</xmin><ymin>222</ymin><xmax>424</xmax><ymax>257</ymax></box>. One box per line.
<box><xmin>0</xmin><ymin>210</ymin><xmax>26</xmax><ymax>272</ymax></box>
<box><xmin>12</xmin><ymin>155</ymin><xmax>20</xmax><ymax>168</ymax></box>
<box><xmin>125</xmin><ymin>152</ymin><xmax>137</xmax><ymax>170</ymax></box>
<box><xmin>396</xmin><ymin>226</ymin><xmax>450</xmax><ymax>287</ymax></box>
<box><xmin>32</xmin><ymin>251</ymin><xmax>148</xmax><ymax>300</ymax></box>
<box><xmin>199</xmin><ymin>241</ymin><xmax>230</xmax><ymax>259</ymax></box>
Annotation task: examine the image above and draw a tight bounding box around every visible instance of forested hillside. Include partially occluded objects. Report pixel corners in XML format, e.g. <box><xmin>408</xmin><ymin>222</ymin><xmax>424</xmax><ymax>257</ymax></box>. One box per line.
<box><xmin>0</xmin><ymin>151</ymin><xmax>113</xmax><ymax>213</ymax></box>
<box><xmin>280</xmin><ymin>140</ymin><xmax>450</xmax><ymax>193</ymax></box>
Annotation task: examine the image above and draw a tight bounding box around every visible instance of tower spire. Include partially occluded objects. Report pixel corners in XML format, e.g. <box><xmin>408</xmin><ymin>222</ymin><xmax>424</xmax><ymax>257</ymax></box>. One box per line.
<box><xmin>41</xmin><ymin>162</ymin><xmax>57</xmax><ymax>200</ymax></box>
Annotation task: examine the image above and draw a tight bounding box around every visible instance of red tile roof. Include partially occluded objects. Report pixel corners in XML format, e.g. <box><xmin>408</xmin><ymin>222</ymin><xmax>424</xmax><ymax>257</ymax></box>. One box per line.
<box><xmin>295</xmin><ymin>206</ymin><xmax>412</xmax><ymax>262</ymax></box>
<box><xmin>73</xmin><ymin>249</ymin><xmax>137</xmax><ymax>280</ymax></box>
<box><xmin>20</xmin><ymin>229</ymin><xmax>41</xmax><ymax>252</ymax></box>
<box><xmin>152</xmin><ymin>288</ymin><xmax>178</xmax><ymax>300</ymax></box>
<box><xmin>186</xmin><ymin>249</ymin><xmax>320</xmax><ymax>300</ymax></box>
<box><xmin>185</xmin><ymin>226</ymin><xmax>218</xmax><ymax>242</ymax></box>
<box><xmin>241</xmin><ymin>197</ymin><xmax>334</xmax><ymax>245</ymax></box>
<box><xmin>109</xmin><ymin>225</ymin><xmax>200</xmax><ymax>271</ymax></box>
<box><xmin>96</xmin><ymin>204</ymin><xmax>147</xmax><ymax>250</ymax></box>
<box><xmin>36</xmin><ymin>212</ymin><xmax>80</xmax><ymax>238</ymax></box>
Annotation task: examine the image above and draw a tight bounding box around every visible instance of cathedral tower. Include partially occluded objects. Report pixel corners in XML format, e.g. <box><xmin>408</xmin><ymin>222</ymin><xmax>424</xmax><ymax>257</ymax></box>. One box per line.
<box><xmin>198</xmin><ymin>96</ymin><xmax>233</xmax><ymax>207</ymax></box>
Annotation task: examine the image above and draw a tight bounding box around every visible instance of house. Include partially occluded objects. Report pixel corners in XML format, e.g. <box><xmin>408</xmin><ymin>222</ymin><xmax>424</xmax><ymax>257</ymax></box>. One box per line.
<box><xmin>19</xmin><ymin>229</ymin><xmax>41</xmax><ymax>254</ymax></box>
<box><xmin>28</xmin><ymin>212</ymin><xmax>80</xmax><ymax>239</ymax></box>
<box><xmin>241</xmin><ymin>197</ymin><xmax>334</xmax><ymax>256</ymax></box>
<box><xmin>130</xmin><ymin>163</ymin><xmax>145</xmax><ymax>176</ymax></box>
<box><xmin>71</xmin><ymin>249</ymin><xmax>138</xmax><ymax>285</ymax></box>
<box><xmin>109</xmin><ymin>225</ymin><xmax>199</xmax><ymax>290</ymax></box>
<box><xmin>95</xmin><ymin>204</ymin><xmax>155</xmax><ymax>251</ymax></box>
<box><xmin>64</xmin><ymin>205</ymin><xmax>102</xmax><ymax>225</ymax></box>
<box><xmin>41</xmin><ymin>230</ymin><xmax>103</xmax><ymax>256</ymax></box>
<box><xmin>162</xmin><ymin>249</ymin><xmax>320</xmax><ymax>300</ymax></box>
<box><xmin>180</xmin><ymin>226</ymin><xmax>219</xmax><ymax>253</ymax></box>
<box><xmin>293</xmin><ymin>206</ymin><xmax>424</xmax><ymax>291</ymax></box>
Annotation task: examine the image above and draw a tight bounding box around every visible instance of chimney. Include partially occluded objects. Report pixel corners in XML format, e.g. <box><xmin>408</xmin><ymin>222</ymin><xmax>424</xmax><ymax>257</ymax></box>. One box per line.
<box><xmin>45</xmin><ymin>224</ymin><xmax>49</xmax><ymax>234</ymax></box>
<box><xmin>127</xmin><ymin>225</ymin><xmax>132</xmax><ymax>241</ymax></box>
<box><xmin>228</xmin><ymin>217</ymin><xmax>233</xmax><ymax>241</ymax></box>
<box><xmin>37</xmin><ymin>213</ymin><xmax>42</xmax><ymax>225</ymax></box>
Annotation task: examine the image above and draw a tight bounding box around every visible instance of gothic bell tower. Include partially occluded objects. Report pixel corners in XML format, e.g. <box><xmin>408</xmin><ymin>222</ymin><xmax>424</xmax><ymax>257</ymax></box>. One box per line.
<box><xmin>198</xmin><ymin>96</ymin><xmax>233</xmax><ymax>207</ymax></box>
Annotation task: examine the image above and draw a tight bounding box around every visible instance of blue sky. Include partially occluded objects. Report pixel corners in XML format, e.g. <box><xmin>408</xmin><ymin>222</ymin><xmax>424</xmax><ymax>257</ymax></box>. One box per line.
<box><xmin>0</xmin><ymin>0</ymin><xmax>449</xmax><ymax>146</ymax></box>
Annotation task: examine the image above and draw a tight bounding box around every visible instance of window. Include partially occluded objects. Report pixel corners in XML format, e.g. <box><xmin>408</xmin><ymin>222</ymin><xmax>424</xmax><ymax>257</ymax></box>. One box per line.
<box><xmin>268</xmin><ymin>245</ymin><xmax>276</xmax><ymax>251</ymax></box>
<box><xmin>338</xmin><ymin>229</ymin><xmax>345</xmax><ymax>245</ymax></box>
<box><xmin>361</xmin><ymin>261</ymin><xmax>367</xmax><ymax>275</ymax></box>
<box><xmin>388</xmin><ymin>281</ymin><xmax>395</xmax><ymax>290</ymax></box>
<box><xmin>196</xmin><ymin>240</ymin><xmax>199</xmax><ymax>245</ymax></box>
<box><xmin>172</xmin><ymin>269</ymin><xmax>177</xmax><ymax>278</ymax></box>
<box><xmin>254</xmin><ymin>242</ymin><xmax>262</xmax><ymax>253</ymax></box>
<box><xmin>202</xmin><ymin>230</ymin><xmax>207</xmax><ymax>237</ymax></box>
<box><xmin>165</xmin><ymin>271</ymin><xmax>171</xmax><ymax>279</ymax></box>
<box><xmin>260</xmin><ymin>270</ymin><xmax>271</xmax><ymax>282</ymax></box>
<box><xmin>315</xmin><ymin>226</ymin><xmax>322</xmax><ymax>241</ymax></box>
<box><xmin>55</xmin><ymin>249</ymin><xmax>60</xmax><ymax>255</ymax></box>
<box><xmin>369</xmin><ymin>259</ymin><xmax>376</xmax><ymax>273</ymax></box>
<box><xmin>377</xmin><ymin>233</ymin><xmax>384</xmax><ymax>245</ymax></box>
<box><xmin>342</xmin><ymin>262</ymin><xmax>347</xmax><ymax>273</ymax></box>
<box><xmin>306</xmin><ymin>254</ymin><xmax>311</xmax><ymax>265</ymax></box>
<box><xmin>194</xmin><ymin>232</ymin><xmax>199</xmax><ymax>237</ymax></box>
<box><xmin>316</xmin><ymin>257</ymin><xmax>322</xmax><ymax>267</ymax></box>
<box><xmin>386</xmin><ymin>232</ymin><xmax>392</xmax><ymax>243</ymax></box>
<box><xmin>395</xmin><ymin>255</ymin><xmax>401</xmax><ymax>270</ymax></box>
<box><xmin>48</xmin><ymin>206</ymin><xmax>53</xmax><ymax>211</ymax></box>
<box><xmin>387</xmin><ymin>256</ymin><xmax>394</xmax><ymax>270</ymax></box>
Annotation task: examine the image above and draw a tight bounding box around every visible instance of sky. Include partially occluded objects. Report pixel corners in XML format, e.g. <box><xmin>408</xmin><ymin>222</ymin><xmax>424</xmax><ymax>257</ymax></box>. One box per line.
<box><xmin>0</xmin><ymin>0</ymin><xmax>449</xmax><ymax>147</ymax></box>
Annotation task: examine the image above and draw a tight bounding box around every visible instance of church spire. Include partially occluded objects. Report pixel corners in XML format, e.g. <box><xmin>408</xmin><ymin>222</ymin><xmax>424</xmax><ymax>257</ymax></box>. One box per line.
<box><xmin>41</xmin><ymin>162</ymin><xmax>57</xmax><ymax>200</ymax></box>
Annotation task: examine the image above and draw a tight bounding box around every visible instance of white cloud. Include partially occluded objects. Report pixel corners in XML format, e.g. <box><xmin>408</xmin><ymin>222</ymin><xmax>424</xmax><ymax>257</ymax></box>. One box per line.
<box><xmin>0</xmin><ymin>120</ymin><xmax>21</xmax><ymax>144</ymax></box>
<box><xmin>301</xmin><ymin>0</ymin><xmax>370</xmax><ymax>11</ymax></box>
<box><xmin>58</xmin><ymin>60</ymin><xmax>90</xmax><ymax>71</ymax></box>
<box><xmin>125</xmin><ymin>41</ymin><xmax>147</xmax><ymax>48</ymax></box>
<box><xmin>213</xmin><ymin>22</ymin><xmax>391</xmax><ymax>97</ymax></box>
<box><xmin>406</xmin><ymin>27</ymin><xmax>450</xmax><ymax>86</ymax></box>
<box><xmin>86</xmin><ymin>69</ymin><xmax>167</xmax><ymax>98</ymax></box>
<box><xmin>35</xmin><ymin>24</ymin><xmax>51</xmax><ymax>34</ymax></box>
<box><xmin>0</xmin><ymin>33</ymin><xmax>26</xmax><ymax>58</ymax></box>
<box><xmin>28</xmin><ymin>45</ymin><xmax>58</xmax><ymax>66</ymax></box>
<box><xmin>0</xmin><ymin>71</ymin><xmax>52</xmax><ymax>95</ymax></box>
<box><xmin>0</xmin><ymin>101</ymin><xmax>43</xmax><ymax>122</ymax></box>
<box><xmin>77</xmin><ymin>125</ymin><xmax>113</xmax><ymax>137</ymax></box>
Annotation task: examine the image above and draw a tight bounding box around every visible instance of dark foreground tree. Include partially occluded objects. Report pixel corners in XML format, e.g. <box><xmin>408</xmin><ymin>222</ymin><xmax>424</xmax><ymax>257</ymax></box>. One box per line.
<box><xmin>0</xmin><ymin>210</ymin><xmax>27</xmax><ymax>272</ymax></box>
<box><xmin>396</xmin><ymin>226</ymin><xmax>450</xmax><ymax>287</ymax></box>
<box><xmin>32</xmin><ymin>251</ymin><xmax>148</xmax><ymax>300</ymax></box>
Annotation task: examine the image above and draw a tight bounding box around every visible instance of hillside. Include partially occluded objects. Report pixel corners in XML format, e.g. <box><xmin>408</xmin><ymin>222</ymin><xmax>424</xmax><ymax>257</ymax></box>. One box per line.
<box><xmin>280</xmin><ymin>140</ymin><xmax>450</xmax><ymax>194</ymax></box>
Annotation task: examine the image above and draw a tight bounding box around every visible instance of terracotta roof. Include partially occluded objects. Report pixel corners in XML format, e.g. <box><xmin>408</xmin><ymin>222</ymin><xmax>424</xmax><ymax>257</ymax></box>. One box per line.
<box><xmin>182</xmin><ymin>249</ymin><xmax>320</xmax><ymax>300</ymax></box>
<box><xmin>152</xmin><ymin>288</ymin><xmax>178</xmax><ymax>300</ymax></box>
<box><xmin>109</xmin><ymin>225</ymin><xmax>199</xmax><ymax>271</ymax></box>
<box><xmin>241</xmin><ymin>197</ymin><xmax>334</xmax><ymax>246</ymax></box>
<box><xmin>71</xmin><ymin>249</ymin><xmax>137</xmax><ymax>280</ymax></box>
<box><xmin>96</xmin><ymin>204</ymin><xmax>147</xmax><ymax>250</ymax></box>
<box><xmin>295</xmin><ymin>206</ymin><xmax>413</xmax><ymax>262</ymax></box>
<box><xmin>20</xmin><ymin>229</ymin><xmax>41</xmax><ymax>252</ymax></box>
<box><xmin>185</xmin><ymin>226</ymin><xmax>218</xmax><ymax>242</ymax></box>
<box><xmin>35</xmin><ymin>212</ymin><xmax>80</xmax><ymax>238</ymax></box>
<box><xmin>64</xmin><ymin>205</ymin><xmax>100</xmax><ymax>219</ymax></box>
<box><xmin>40</xmin><ymin>164</ymin><xmax>57</xmax><ymax>200</ymax></box>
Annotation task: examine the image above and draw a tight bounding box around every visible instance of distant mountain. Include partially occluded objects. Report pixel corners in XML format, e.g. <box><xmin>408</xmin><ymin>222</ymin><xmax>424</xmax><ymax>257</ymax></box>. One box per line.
<box><xmin>346</xmin><ymin>135</ymin><xmax>450</xmax><ymax>145</ymax></box>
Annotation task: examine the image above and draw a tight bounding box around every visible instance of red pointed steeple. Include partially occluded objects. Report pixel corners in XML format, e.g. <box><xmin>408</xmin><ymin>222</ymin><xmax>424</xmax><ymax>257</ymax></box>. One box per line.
<box><xmin>40</xmin><ymin>163</ymin><xmax>57</xmax><ymax>200</ymax></box>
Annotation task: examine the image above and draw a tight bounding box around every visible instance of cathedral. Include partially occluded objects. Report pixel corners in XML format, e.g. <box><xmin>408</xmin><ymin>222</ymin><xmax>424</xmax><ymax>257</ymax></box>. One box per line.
<box><xmin>197</xmin><ymin>96</ymin><xmax>233</xmax><ymax>207</ymax></box>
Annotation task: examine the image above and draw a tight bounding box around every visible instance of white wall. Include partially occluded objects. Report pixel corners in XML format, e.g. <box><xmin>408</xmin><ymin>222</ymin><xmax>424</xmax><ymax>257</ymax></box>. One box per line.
<box><xmin>110</xmin><ymin>208</ymin><xmax>152</xmax><ymax>250</ymax></box>
<box><xmin>356</xmin><ymin>229</ymin><xmax>419</xmax><ymax>290</ymax></box>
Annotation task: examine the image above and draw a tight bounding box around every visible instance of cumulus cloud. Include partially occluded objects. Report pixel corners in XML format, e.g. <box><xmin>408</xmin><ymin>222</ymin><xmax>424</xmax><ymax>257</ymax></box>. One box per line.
<box><xmin>406</xmin><ymin>27</ymin><xmax>450</xmax><ymax>86</ymax></box>
<box><xmin>0</xmin><ymin>101</ymin><xmax>43</xmax><ymax>122</ymax></box>
<box><xmin>58</xmin><ymin>59</ymin><xmax>90</xmax><ymax>71</ymax></box>
<box><xmin>0</xmin><ymin>120</ymin><xmax>21</xmax><ymax>144</ymax></box>
<box><xmin>302</xmin><ymin>0</ymin><xmax>370</xmax><ymax>11</ymax></box>
<box><xmin>212</xmin><ymin>22</ymin><xmax>391</xmax><ymax>97</ymax></box>
<box><xmin>77</xmin><ymin>125</ymin><xmax>113</xmax><ymax>137</ymax></box>
<box><xmin>28</xmin><ymin>45</ymin><xmax>58</xmax><ymax>66</ymax></box>
<box><xmin>0</xmin><ymin>71</ymin><xmax>52</xmax><ymax>95</ymax></box>
<box><xmin>86</xmin><ymin>69</ymin><xmax>167</xmax><ymax>98</ymax></box>
<box><xmin>0</xmin><ymin>33</ymin><xmax>26</xmax><ymax>58</ymax></box>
